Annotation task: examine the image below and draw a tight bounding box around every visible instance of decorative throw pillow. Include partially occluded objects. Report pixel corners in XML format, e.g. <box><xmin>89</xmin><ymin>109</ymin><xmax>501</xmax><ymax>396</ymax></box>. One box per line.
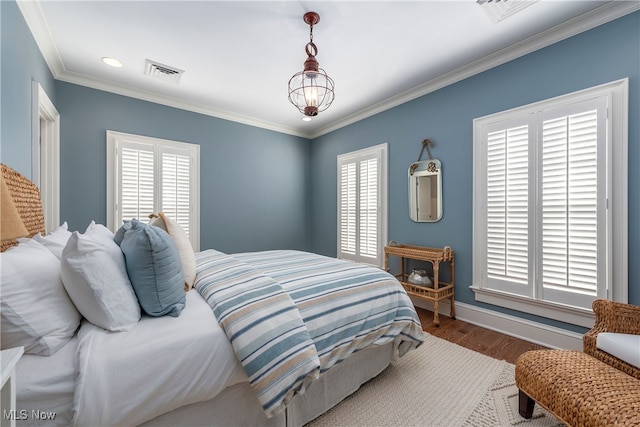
<box><xmin>148</xmin><ymin>212</ymin><xmax>196</xmax><ymax>291</ymax></box>
<box><xmin>60</xmin><ymin>222</ymin><xmax>141</xmax><ymax>331</ymax></box>
<box><xmin>115</xmin><ymin>219</ymin><xmax>185</xmax><ymax>317</ymax></box>
<box><xmin>1</xmin><ymin>239</ymin><xmax>81</xmax><ymax>355</ymax></box>
<box><xmin>32</xmin><ymin>221</ymin><xmax>72</xmax><ymax>259</ymax></box>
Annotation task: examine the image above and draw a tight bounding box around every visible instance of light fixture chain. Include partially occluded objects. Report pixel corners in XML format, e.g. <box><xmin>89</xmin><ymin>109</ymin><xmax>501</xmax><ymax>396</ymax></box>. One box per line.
<box><xmin>288</xmin><ymin>11</ymin><xmax>334</xmax><ymax>118</ymax></box>
<box><xmin>305</xmin><ymin>42</ymin><xmax>318</xmax><ymax>57</ymax></box>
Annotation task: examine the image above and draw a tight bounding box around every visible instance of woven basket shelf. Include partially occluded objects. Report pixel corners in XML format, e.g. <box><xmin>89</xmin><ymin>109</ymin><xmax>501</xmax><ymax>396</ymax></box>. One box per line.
<box><xmin>399</xmin><ymin>278</ymin><xmax>454</xmax><ymax>299</ymax></box>
<box><xmin>384</xmin><ymin>244</ymin><xmax>455</xmax><ymax>326</ymax></box>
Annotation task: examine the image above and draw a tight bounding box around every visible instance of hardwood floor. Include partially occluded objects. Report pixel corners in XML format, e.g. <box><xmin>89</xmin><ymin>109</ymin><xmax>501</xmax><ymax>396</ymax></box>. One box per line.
<box><xmin>415</xmin><ymin>307</ymin><xmax>547</xmax><ymax>364</ymax></box>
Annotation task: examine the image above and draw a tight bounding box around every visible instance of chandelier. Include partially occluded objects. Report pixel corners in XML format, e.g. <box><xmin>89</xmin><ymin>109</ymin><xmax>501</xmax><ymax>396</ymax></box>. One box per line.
<box><xmin>288</xmin><ymin>12</ymin><xmax>335</xmax><ymax>117</ymax></box>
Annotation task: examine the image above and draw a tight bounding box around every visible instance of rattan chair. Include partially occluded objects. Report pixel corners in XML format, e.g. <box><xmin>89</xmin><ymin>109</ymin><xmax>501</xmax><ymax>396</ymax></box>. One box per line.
<box><xmin>583</xmin><ymin>298</ymin><xmax>640</xmax><ymax>380</ymax></box>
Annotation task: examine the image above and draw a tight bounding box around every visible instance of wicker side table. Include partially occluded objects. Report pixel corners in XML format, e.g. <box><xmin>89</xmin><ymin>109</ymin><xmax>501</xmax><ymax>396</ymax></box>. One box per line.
<box><xmin>384</xmin><ymin>244</ymin><xmax>455</xmax><ymax>326</ymax></box>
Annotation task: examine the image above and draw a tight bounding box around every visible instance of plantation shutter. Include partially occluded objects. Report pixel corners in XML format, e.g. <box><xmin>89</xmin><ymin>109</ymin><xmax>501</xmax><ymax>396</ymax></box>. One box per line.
<box><xmin>338</xmin><ymin>157</ymin><xmax>378</xmax><ymax>261</ymax></box>
<box><xmin>473</xmin><ymin>80</ymin><xmax>627</xmax><ymax>323</ymax></box>
<box><xmin>485</xmin><ymin>121</ymin><xmax>530</xmax><ymax>295</ymax></box>
<box><xmin>539</xmin><ymin>98</ymin><xmax>606</xmax><ymax>308</ymax></box>
<box><xmin>161</xmin><ymin>152</ymin><xmax>192</xmax><ymax>238</ymax></box>
<box><xmin>359</xmin><ymin>158</ymin><xmax>378</xmax><ymax>258</ymax></box>
<box><xmin>339</xmin><ymin>162</ymin><xmax>357</xmax><ymax>255</ymax></box>
<box><xmin>337</xmin><ymin>145</ymin><xmax>386</xmax><ymax>266</ymax></box>
<box><xmin>478</xmin><ymin>96</ymin><xmax>607</xmax><ymax>309</ymax></box>
<box><xmin>109</xmin><ymin>131</ymin><xmax>200</xmax><ymax>249</ymax></box>
<box><xmin>119</xmin><ymin>145</ymin><xmax>193</xmax><ymax>239</ymax></box>
<box><xmin>121</xmin><ymin>144</ymin><xmax>155</xmax><ymax>223</ymax></box>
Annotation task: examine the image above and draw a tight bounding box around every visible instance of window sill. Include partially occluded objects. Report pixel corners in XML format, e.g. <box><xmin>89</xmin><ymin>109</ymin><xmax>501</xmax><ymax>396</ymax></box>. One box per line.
<box><xmin>470</xmin><ymin>286</ymin><xmax>595</xmax><ymax>328</ymax></box>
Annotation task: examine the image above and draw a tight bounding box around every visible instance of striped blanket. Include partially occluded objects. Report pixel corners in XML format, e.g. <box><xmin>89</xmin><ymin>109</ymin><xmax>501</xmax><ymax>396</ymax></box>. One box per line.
<box><xmin>195</xmin><ymin>249</ymin><xmax>424</xmax><ymax>417</ymax></box>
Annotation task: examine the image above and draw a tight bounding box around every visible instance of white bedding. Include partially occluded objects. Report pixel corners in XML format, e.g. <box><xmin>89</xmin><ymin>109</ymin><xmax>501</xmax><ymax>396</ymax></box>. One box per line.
<box><xmin>73</xmin><ymin>289</ymin><xmax>247</xmax><ymax>426</ymax></box>
<box><xmin>17</xmin><ymin>290</ymin><xmax>247</xmax><ymax>427</ymax></box>
<box><xmin>17</xmin><ymin>337</ymin><xmax>77</xmax><ymax>427</ymax></box>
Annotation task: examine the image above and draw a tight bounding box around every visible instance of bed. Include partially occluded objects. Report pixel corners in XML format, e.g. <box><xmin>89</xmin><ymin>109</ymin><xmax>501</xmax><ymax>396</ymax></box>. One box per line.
<box><xmin>0</xmin><ymin>163</ymin><xmax>424</xmax><ymax>427</ymax></box>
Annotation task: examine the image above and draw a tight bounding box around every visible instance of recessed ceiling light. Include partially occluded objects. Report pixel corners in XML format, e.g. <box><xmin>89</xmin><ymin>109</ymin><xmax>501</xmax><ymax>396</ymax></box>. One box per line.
<box><xmin>102</xmin><ymin>57</ymin><xmax>123</xmax><ymax>68</ymax></box>
<box><xmin>302</xmin><ymin>116</ymin><xmax>312</xmax><ymax>122</ymax></box>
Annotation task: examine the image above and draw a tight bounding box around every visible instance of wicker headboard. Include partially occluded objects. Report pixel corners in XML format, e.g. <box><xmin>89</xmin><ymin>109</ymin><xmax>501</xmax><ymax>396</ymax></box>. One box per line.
<box><xmin>0</xmin><ymin>163</ymin><xmax>46</xmax><ymax>252</ymax></box>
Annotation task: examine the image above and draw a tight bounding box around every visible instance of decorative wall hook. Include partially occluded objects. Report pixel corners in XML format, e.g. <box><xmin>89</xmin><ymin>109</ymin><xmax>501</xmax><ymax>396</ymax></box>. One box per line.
<box><xmin>410</xmin><ymin>138</ymin><xmax>434</xmax><ymax>175</ymax></box>
<box><xmin>422</xmin><ymin>138</ymin><xmax>434</xmax><ymax>160</ymax></box>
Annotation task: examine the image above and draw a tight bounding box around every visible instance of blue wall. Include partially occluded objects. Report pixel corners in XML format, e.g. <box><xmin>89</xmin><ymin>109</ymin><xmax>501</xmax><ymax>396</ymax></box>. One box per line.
<box><xmin>310</xmin><ymin>11</ymin><xmax>640</xmax><ymax>330</ymax></box>
<box><xmin>1</xmin><ymin>0</ymin><xmax>56</xmax><ymax>177</ymax></box>
<box><xmin>55</xmin><ymin>82</ymin><xmax>311</xmax><ymax>253</ymax></box>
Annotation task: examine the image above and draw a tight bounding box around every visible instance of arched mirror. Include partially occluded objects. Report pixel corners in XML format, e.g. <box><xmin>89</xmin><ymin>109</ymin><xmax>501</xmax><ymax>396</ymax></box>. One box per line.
<box><xmin>409</xmin><ymin>159</ymin><xmax>442</xmax><ymax>222</ymax></box>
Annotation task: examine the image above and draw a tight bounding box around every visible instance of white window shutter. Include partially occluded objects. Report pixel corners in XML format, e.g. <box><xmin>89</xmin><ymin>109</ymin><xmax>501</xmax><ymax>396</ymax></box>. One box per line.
<box><xmin>486</xmin><ymin>123</ymin><xmax>529</xmax><ymax>294</ymax></box>
<box><xmin>340</xmin><ymin>162</ymin><xmax>357</xmax><ymax>255</ymax></box>
<box><xmin>337</xmin><ymin>144</ymin><xmax>387</xmax><ymax>267</ymax></box>
<box><xmin>473</xmin><ymin>79</ymin><xmax>627</xmax><ymax>325</ymax></box>
<box><xmin>162</xmin><ymin>152</ymin><xmax>192</xmax><ymax>238</ymax></box>
<box><xmin>540</xmin><ymin>104</ymin><xmax>602</xmax><ymax>307</ymax></box>
<box><xmin>359</xmin><ymin>158</ymin><xmax>378</xmax><ymax>259</ymax></box>
<box><xmin>107</xmin><ymin>131</ymin><xmax>200</xmax><ymax>250</ymax></box>
<box><xmin>121</xmin><ymin>146</ymin><xmax>155</xmax><ymax>223</ymax></box>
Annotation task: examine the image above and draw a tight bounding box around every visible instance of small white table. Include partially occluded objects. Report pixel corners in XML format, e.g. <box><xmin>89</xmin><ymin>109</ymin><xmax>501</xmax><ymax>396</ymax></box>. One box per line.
<box><xmin>1</xmin><ymin>347</ymin><xmax>24</xmax><ymax>427</ymax></box>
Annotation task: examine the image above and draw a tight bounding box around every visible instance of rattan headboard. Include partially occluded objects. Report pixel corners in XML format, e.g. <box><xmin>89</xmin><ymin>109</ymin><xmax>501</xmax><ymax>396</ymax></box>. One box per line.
<box><xmin>0</xmin><ymin>163</ymin><xmax>45</xmax><ymax>252</ymax></box>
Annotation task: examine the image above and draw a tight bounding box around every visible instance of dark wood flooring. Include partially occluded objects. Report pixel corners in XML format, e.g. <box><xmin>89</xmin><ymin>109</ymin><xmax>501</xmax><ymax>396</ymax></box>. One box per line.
<box><xmin>415</xmin><ymin>307</ymin><xmax>547</xmax><ymax>364</ymax></box>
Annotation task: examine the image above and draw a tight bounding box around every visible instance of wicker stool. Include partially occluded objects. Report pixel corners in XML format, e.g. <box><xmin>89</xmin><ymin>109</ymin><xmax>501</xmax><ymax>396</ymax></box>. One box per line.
<box><xmin>515</xmin><ymin>350</ymin><xmax>640</xmax><ymax>426</ymax></box>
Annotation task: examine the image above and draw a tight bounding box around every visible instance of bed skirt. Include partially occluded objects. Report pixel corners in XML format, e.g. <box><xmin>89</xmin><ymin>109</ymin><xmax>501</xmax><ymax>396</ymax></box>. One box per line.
<box><xmin>140</xmin><ymin>341</ymin><xmax>395</xmax><ymax>427</ymax></box>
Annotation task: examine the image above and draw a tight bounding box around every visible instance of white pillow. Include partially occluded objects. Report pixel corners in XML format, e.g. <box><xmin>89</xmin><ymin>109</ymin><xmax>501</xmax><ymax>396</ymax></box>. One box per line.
<box><xmin>597</xmin><ymin>332</ymin><xmax>640</xmax><ymax>369</ymax></box>
<box><xmin>85</xmin><ymin>220</ymin><xmax>116</xmax><ymax>239</ymax></box>
<box><xmin>32</xmin><ymin>221</ymin><xmax>72</xmax><ymax>259</ymax></box>
<box><xmin>1</xmin><ymin>239</ymin><xmax>81</xmax><ymax>355</ymax></box>
<box><xmin>60</xmin><ymin>222</ymin><xmax>141</xmax><ymax>332</ymax></box>
<box><xmin>149</xmin><ymin>213</ymin><xmax>196</xmax><ymax>291</ymax></box>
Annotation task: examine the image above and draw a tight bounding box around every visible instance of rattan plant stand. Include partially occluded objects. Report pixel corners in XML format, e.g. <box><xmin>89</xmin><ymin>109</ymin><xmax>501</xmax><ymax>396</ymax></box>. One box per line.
<box><xmin>384</xmin><ymin>244</ymin><xmax>455</xmax><ymax>326</ymax></box>
<box><xmin>516</xmin><ymin>349</ymin><xmax>640</xmax><ymax>426</ymax></box>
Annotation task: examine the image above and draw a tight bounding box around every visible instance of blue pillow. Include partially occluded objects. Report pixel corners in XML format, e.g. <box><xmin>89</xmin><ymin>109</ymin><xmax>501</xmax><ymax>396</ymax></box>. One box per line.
<box><xmin>115</xmin><ymin>219</ymin><xmax>185</xmax><ymax>317</ymax></box>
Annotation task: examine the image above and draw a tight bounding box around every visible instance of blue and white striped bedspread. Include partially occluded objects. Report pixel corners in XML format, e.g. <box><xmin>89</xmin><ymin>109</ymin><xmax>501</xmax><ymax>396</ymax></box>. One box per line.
<box><xmin>195</xmin><ymin>249</ymin><xmax>424</xmax><ymax>417</ymax></box>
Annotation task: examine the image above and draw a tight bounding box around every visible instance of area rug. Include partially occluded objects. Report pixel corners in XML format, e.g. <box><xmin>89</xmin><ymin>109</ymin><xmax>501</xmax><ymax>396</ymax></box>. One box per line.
<box><xmin>307</xmin><ymin>334</ymin><xmax>562</xmax><ymax>427</ymax></box>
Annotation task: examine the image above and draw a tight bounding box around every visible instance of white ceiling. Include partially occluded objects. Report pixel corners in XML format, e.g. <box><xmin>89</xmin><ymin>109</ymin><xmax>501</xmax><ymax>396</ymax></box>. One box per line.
<box><xmin>18</xmin><ymin>1</ymin><xmax>639</xmax><ymax>138</ymax></box>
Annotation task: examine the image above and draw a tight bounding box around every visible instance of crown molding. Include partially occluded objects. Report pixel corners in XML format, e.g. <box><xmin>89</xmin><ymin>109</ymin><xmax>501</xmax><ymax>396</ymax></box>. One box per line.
<box><xmin>55</xmin><ymin>70</ymin><xmax>309</xmax><ymax>138</ymax></box>
<box><xmin>18</xmin><ymin>1</ymin><xmax>639</xmax><ymax>141</ymax></box>
<box><xmin>17</xmin><ymin>0</ymin><xmax>66</xmax><ymax>78</ymax></box>
<box><xmin>309</xmin><ymin>1</ymin><xmax>640</xmax><ymax>139</ymax></box>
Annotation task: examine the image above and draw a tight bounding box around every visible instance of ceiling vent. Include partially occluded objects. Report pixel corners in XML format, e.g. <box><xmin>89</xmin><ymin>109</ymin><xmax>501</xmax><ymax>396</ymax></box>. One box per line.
<box><xmin>145</xmin><ymin>59</ymin><xmax>184</xmax><ymax>84</ymax></box>
<box><xmin>477</xmin><ymin>0</ymin><xmax>539</xmax><ymax>23</ymax></box>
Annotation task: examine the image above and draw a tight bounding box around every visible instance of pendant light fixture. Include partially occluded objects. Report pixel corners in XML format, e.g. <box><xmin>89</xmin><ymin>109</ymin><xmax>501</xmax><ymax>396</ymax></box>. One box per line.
<box><xmin>288</xmin><ymin>12</ymin><xmax>335</xmax><ymax>118</ymax></box>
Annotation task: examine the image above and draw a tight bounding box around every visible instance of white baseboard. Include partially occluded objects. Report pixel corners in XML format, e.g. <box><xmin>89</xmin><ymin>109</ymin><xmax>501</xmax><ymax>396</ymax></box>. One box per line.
<box><xmin>410</xmin><ymin>297</ymin><xmax>584</xmax><ymax>350</ymax></box>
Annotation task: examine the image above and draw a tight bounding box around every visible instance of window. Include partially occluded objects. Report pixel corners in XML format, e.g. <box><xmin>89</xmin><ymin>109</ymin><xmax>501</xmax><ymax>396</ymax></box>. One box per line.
<box><xmin>337</xmin><ymin>143</ymin><xmax>388</xmax><ymax>267</ymax></box>
<box><xmin>106</xmin><ymin>131</ymin><xmax>200</xmax><ymax>250</ymax></box>
<box><xmin>472</xmin><ymin>79</ymin><xmax>628</xmax><ymax>327</ymax></box>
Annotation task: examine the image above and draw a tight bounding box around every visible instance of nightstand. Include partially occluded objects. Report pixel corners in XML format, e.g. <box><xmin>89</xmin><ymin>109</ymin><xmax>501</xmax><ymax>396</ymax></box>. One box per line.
<box><xmin>1</xmin><ymin>347</ymin><xmax>24</xmax><ymax>427</ymax></box>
